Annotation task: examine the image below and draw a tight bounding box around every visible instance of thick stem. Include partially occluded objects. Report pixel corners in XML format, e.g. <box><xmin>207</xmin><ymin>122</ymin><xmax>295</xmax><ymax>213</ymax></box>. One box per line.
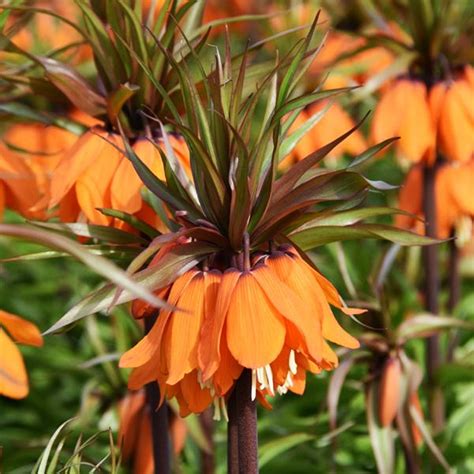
<box><xmin>145</xmin><ymin>316</ymin><xmax>171</xmax><ymax>474</ymax></box>
<box><xmin>227</xmin><ymin>390</ymin><xmax>240</xmax><ymax>474</ymax></box>
<box><xmin>421</xmin><ymin>163</ymin><xmax>445</xmax><ymax>432</ymax></box>
<box><xmin>200</xmin><ymin>409</ymin><xmax>215</xmax><ymax>474</ymax></box>
<box><xmin>447</xmin><ymin>238</ymin><xmax>461</xmax><ymax>362</ymax></box>
<box><xmin>227</xmin><ymin>370</ymin><xmax>259</xmax><ymax>474</ymax></box>
<box><xmin>237</xmin><ymin>370</ymin><xmax>259</xmax><ymax>474</ymax></box>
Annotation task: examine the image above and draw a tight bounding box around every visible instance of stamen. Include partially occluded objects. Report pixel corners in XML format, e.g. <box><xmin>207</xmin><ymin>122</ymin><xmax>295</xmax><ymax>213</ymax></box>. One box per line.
<box><xmin>220</xmin><ymin>397</ymin><xmax>229</xmax><ymax>422</ymax></box>
<box><xmin>251</xmin><ymin>369</ymin><xmax>257</xmax><ymax>401</ymax></box>
<box><xmin>256</xmin><ymin>367</ymin><xmax>265</xmax><ymax>389</ymax></box>
<box><xmin>289</xmin><ymin>350</ymin><xmax>297</xmax><ymax>374</ymax></box>
<box><xmin>213</xmin><ymin>398</ymin><xmax>221</xmax><ymax>421</ymax></box>
<box><xmin>264</xmin><ymin>365</ymin><xmax>275</xmax><ymax>396</ymax></box>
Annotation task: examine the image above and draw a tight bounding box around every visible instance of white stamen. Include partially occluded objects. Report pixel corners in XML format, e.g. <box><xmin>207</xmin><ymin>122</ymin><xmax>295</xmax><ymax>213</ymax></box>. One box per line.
<box><xmin>265</xmin><ymin>365</ymin><xmax>275</xmax><ymax>396</ymax></box>
<box><xmin>256</xmin><ymin>367</ymin><xmax>265</xmax><ymax>389</ymax></box>
<box><xmin>289</xmin><ymin>350</ymin><xmax>297</xmax><ymax>374</ymax></box>
<box><xmin>251</xmin><ymin>369</ymin><xmax>257</xmax><ymax>401</ymax></box>
<box><xmin>213</xmin><ymin>398</ymin><xmax>221</xmax><ymax>421</ymax></box>
<box><xmin>220</xmin><ymin>397</ymin><xmax>229</xmax><ymax>422</ymax></box>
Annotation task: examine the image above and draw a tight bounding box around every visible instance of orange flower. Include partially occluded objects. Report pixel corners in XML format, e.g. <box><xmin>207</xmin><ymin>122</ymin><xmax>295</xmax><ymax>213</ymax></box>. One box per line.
<box><xmin>429</xmin><ymin>68</ymin><xmax>474</xmax><ymax>163</ymax></box>
<box><xmin>371</xmin><ymin>78</ymin><xmax>436</xmax><ymax>164</ymax></box>
<box><xmin>281</xmin><ymin>101</ymin><xmax>367</xmax><ymax>169</ymax></box>
<box><xmin>1</xmin><ymin>122</ymin><xmax>80</xmax><ymax>218</ymax></box>
<box><xmin>120</xmin><ymin>245</ymin><xmax>361</xmax><ymax>415</ymax></box>
<box><xmin>0</xmin><ymin>310</ymin><xmax>43</xmax><ymax>399</ymax></box>
<box><xmin>396</xmin><ymin>161</ymin><xmax>474</xmax><ymax>239</ymax></box>
<box><xmin>118</xmin><ymin>389</ymin><xmax>188</xmax><ymax>473</ymax></box>
<box><xmin>48</xmin><ymin>127</ymin><xmax>190</xmax><ymax>226</ymax></box>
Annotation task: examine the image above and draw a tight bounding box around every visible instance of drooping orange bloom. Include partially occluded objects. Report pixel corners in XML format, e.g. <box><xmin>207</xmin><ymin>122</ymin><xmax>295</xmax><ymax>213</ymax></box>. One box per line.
<box><xmin>0</xmin><ymin>310</ymin><xmax>43</xmax><ymax>400</ymax></box>
<box><xmin>371</xmin><ymin>79</ymin><xmax>436</xmax><ymax>164</ymax></box>
<box><xmin>47</xmin><ymin>127</ymin><xmax>190</xmax><ymax>227</ymax></box>
<box><xmin>118</xmin><ymin>389</ymin><xmax>188</xmax><ymax>474</ymax></box>
<box><xmin>120</xmin><ymin>244</ymin><xmax>361</xmax><ymax>415</ymax></box>
<box><xmin>396</xmin><ymin>161</ymin><xmax>474</xmax><ymax>239</ymax></box>
<box><xmin>0</xmin><ymin>122</ymin><xmax>80</xmax><ymax>219</ymax></box>
<box><xmin>281</xmin><ymin>101</ymin><xmax>367</xmax><ymax>168</ymax></box>
<box><xmin>429</xmin><ymin>67</ymin><xmax>474</xmax><ymax>163</ymax></box>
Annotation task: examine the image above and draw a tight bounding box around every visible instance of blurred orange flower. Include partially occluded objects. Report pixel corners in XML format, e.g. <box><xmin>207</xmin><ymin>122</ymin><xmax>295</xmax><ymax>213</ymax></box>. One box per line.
<box><xmin>371</xmin><ymin>78</ymin><xmax>436</xmax><ymax>164</ymax></box>
<box><xmin>371</xmin><ymin>66</ymin><xmax>474</xmax><ymax>164</ymax></box>
<box><xmin>47</xmin><ymin>128</ymin><xmax>190</xmax><ymax>227</ymax></box>
<box><xmin>0</xmin><ymin>310</ymin><xmax>43</xmax><ymax>400</ymax></box>
<box><xmin>429</xmin><ymin>66</ymin><xmax>474</xmax><ymax>163</ymax></box>
<box><xmin>396</xmin><ymin>161</ymin><xmax>474</xmax><ymax>239</ymax></box>
<box><xmin>118</xmin><ymin>389</ymin><xmax>188</xmax><ymax>474</ymax></box>
<box><xmin>0</xmin><ymin>144</ymin><xmax>41</xmax><ymax>220</ymax></box>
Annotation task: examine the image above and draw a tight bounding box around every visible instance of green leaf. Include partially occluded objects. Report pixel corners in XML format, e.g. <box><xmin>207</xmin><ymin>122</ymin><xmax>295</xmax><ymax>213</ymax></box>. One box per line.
<box><xmin>290</xmin><ymin>224</ymin><xmax>443</xmax><ymax>250</ymax></box>
<box><xmin>0</xmin><ymin>224</ymin><xmax>166</xmax><ymax>312</ymax></box>
<box><xmin>366</xmin><ymin>381</ymin><xmax>395</xmax><ymax>474</ymax></box>
<box><xmin>34</xmin><ymin>418</ymin><xmax>75</xmax><ymax>474</ymax></box>
<box><xmin>0</xmin><ymin>103</ymin><xmax>86</xmax><ymax>135</ymax></box>
<box><xmin>347</xmin><ymin>137</ymin><xmax>399</xmax><ymax>169</ymax></box>
<box><xmin>259</xmin><ymin>433</ymin><xmax>315</xmax><ymax>468</ymax></box>
<box><xmin>295</xmin><ymin>207</ymin><xmax>410</xmax><ymax>229</ymax></box>
<box><xmin>98</xmin><ymin>208</ymin><xmax>160</xmax><ymax>239</ymax></box>
<box><xmin>106</xmin><ymin>82</ymin><xmax>139</xmax><ymax>123</ymax></box>
<box><xmin>397</xmin><ymin>314</ymin><xmax>474</xmax><ymax>343</ymax></box>
<box><xmin>31</xmin><ymin>221</ymin><xmax>147</xmax><ymax>245</ymax></box>
<box><xmin>409</xmin><ymin>405</ymin><xmax>452</xmax><ymax>472</ymax></box>
<box><xmin>35</xmin><ymin>57</ymin><xmax>106</xmax><ymax>116</ymax></box>
<box><xmin>43</xmin><ymin>242</ymin><xmax>215</xmax><ymax>334</ymax></box>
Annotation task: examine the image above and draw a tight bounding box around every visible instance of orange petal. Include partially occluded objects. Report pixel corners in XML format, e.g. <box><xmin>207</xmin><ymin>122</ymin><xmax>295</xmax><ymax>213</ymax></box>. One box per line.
<box><xmin>396</xmin><ymin>165</ymin><xmax>423</xmax><ymax>230</ymax></box>
<box><xmin>165</xmin><ymin>273</ymin><xmax>207</xmax><ymax>385</ymax></box>
<box><xmin>179</xmin><ymin>371</ymin><xmax>212</xmax><ymax>414</ymax></box>
<box><xmin>439</xmin><ymin>80</ymin><xmax>474</xmax><ymax>162</ymax></box>
<box><xmin>0</xmin><ymin>329</ymin><xmax>29</xmax><ymax>399</ymax></box>
<box><xmin>211</xmin><ymin>327</ymin><xmax>243</xmax><ymax>396</ymax></box>
<box><xmin>118</xmin><ymin>390</ymin><xmax>146</xmax><ymax>461</ymax></box>
<box><xmin>199</xmin><ymin>269</ymin><xmax>240</xmax><ymax>380</ymax></box>
<box><xmin>253</xmin><ymin>261</ymin><xmax>323</xmax><ymax>362</ymax></box>
<box><xmin>49</xmin><ymin>129</ymin><xmax>103</xmax><ymax>207</ymax></box>
<box><xmin>226</xmin><ymin>272</ymin><xmax>286</xmax><ymax>369</ymax></box>
<box><xmin>119</xmin><ymin>271</ymin><xmax>197</xmax><ymax>369</ymax></box>
<box><xmin>398</xmin><ymin>80</ymin><xmax>435</xmax><ymax>163</ymax></box>
<box><xmin>0</xmin><ymin>310</ymin><xmax>43</xmax><ymax>347</ymax></box>
<box><xmin>133</xmin><ymin>406</ymin><xmax>154</xmax><ymax>474</ymax></box>
<box><xmin>75</xmin><ymin>135</ymin><xmax>122</xmax><ymax>225</ymax></box>
<box><xmin>371</xmin><ymin>81</ymin><xmax>404</xmax><ymax>146</ymax></box>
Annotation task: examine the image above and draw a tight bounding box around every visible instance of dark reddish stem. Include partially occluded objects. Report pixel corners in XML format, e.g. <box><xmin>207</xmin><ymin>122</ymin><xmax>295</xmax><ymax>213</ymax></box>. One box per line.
<box><xmin>227</xmin><ymin>391</ymin><xmax>240</xmax><ymax>474</ymax></box>
<box><xmin>228</xmin><ymin>370</ymin><xmax>259</xmax><ymax>474</ymax></box>
<box><xmin>422</xmin><ymin>163</ymin><xmax>444</xmax><ymax>432</ymax></box>
<box><xmin>145</xmin><ymin>315</ymin><xmax>171</xmax><ymax>474</ymax></box>
<box><xmin>200</xmin><ymin>409</ymin><xmax>215</xmax><ymax>474</ymax></box>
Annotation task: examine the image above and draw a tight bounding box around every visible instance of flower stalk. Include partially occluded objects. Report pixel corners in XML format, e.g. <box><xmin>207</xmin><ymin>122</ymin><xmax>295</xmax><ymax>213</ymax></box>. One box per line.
<box><xmin>145</xmin><ymin>315</ymin><xmax>171</xmax><ymax>474</ymax></box>
<box><xmin>228</xmin><ymin>369</ymin><xmax>259</xmax><ymax>474</ymax></box>
<box><xmin>421</xmin><ymin>162</ymin><xmax>444</xmax><ymax>432</ymax></box>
